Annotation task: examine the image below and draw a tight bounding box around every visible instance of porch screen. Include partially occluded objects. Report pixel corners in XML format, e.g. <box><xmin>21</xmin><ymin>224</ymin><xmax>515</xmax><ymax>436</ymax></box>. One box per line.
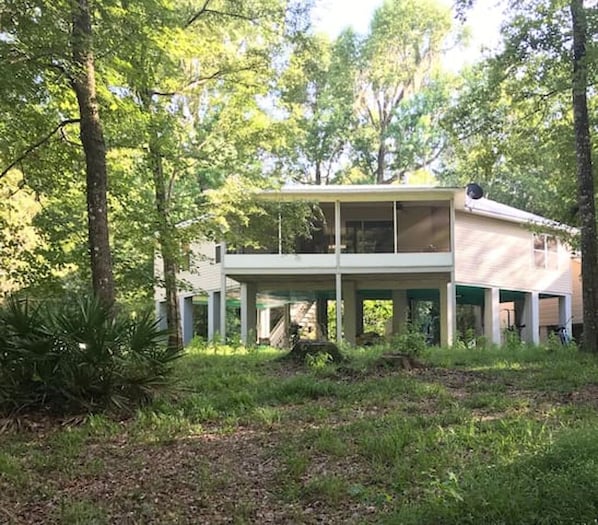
<box><xmin>344</xmin><ymin>220</ymin><xmax>394</xmax><ymax>253</ymax></box>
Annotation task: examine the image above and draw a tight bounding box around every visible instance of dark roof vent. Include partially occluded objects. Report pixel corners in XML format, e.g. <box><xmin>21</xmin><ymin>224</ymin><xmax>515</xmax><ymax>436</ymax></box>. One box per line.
<box><xmin>466</xmin><ymin>183</ymin><xmax>484</xmax><ymax>200</ymax></box>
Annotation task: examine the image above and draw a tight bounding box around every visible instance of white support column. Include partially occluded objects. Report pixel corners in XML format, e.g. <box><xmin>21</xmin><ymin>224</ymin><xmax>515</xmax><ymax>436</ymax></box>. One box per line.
<box><xmin>393</xmin><ymin>201</ymin><xmax>398</xmax><ymax>253</ymax></box>
<box><xmin>392</xmin><ymin>290</ymin><xmax>409</xmax><ymax>334</ymax></box>
<box><xmin>178</xmin><ymin>296</ymin><xmax>186</xmax><ymax>345</ymax></box>
<box><xmin>220</xmin><ymin>273</ymin><xmax>227</xmax><ymax>342</ymax></box>
<box><xmin>208</xmin><ymin>291</ymin><xmax>221</xmax><ymax>342</ymax></box>
<box><xmin>258</xmin><ymin>307</ymin><xmax>271</xmax><ymax>341</ymax></box>
<box><xmin>240</xmin><ymin>282</ymin><xmax>257</xmax><ymax>346</ymax></box>
<box><xmin>335</xmin><ymin>273</ymin><xmax>342</xmax><ymax>343</ymax></box>
<box><xmin>182</xmin><ymin>296</ymin><xmax>194</xmax><ymax>345</ymax></box>
<box><xmin>156</xmin><ymin>301</ymin><xmax>168</xmax><ymax>330</ymax></box>
<box><xmin>342</xmin><ymin>280</ymin><xmax>357</xmax><ymax>345</ymax></box>
<box><xmin>440</xmin><ymin>281</ymin><xmax>456</xmax><ymax>347</ymax></box>
<box><xmin>334</xmin><ymin>199</ymin><xmax>342</xmax><ymax>343</ymax></box>
<box><xmin>522</xmin><ymin>291</ymin><xmax>540</xmax><ymax>345</ymax></box>
<box><xmin>559</xmin><ymin>294</ymin><xmax>572</xmax><ymax>334</ymax></box>
<box><xmin>484</xmin><ymin>287</ymin><xmax>501</xmax><ymax>345</ymax></box>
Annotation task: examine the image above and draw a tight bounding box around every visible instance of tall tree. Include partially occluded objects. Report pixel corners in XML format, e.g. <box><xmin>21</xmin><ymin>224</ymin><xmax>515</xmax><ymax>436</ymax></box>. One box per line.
<box><xmin>352</xmin><ymin>0</ymin><xmax>453</xmax><ymax>183</ymax></box>
<box><xmin>275</xmin><ymin>31</ymin><xmax>356</xmax><ymax>184</ymax></box>
<box><xmin>71</xmin><ymin>0</ymin><xmax>114</xmax><ymax>306</ymax></box>
<box><xmin>105</xmin><ymin>0</ymin><xmax>310</xmax><ymax>347</ymax></box>
<box><xmin>1</xmin><ymin>0</ymin><xmax>115</xmax><ymax>305</ymax></box>
<box><xmin>571</xmin><ymin>0</ymin><xmax>598</xmax><ymax>351</ymax></box>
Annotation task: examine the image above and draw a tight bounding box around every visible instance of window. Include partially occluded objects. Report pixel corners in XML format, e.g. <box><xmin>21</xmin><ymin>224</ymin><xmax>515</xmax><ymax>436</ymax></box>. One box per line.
<box><xmin>215</xmin><ymin>244</ymin><xmax>222</xmax><ymax>263</ymax></box>
<box><xmin>533</xmin><ymin>234</ymin><xmax>558</xmax><ymax>270</ymax></box>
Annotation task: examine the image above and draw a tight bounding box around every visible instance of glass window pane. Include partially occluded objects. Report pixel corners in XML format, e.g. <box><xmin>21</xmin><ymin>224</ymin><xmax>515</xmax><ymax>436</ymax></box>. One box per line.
<box><xmin>533</xmin><ymin>234</ymin><xmax>545</xmax><ymax>250</ymax></box>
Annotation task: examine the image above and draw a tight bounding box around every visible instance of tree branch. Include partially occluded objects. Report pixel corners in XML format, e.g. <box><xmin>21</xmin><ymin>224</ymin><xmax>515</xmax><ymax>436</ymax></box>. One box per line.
<box><xmin>151</xmin><ymin>66</ymin><xmax>257</xmax><ymax>96</ymax></box>
<box><xmin>0</xmin><ymin>118</ymin><xmax>80</xmax><ymax>180</ymax></box>
<box><xmin>186</xmin><ymin>0</ymin><xmax>255</xmax><ymax>28</ymax></box>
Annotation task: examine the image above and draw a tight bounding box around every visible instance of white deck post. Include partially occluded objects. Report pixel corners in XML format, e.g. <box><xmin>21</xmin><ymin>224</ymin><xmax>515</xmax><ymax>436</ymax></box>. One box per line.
<box><xmin>335</xmin><ymin>274</ymin><xmax>342</xmax><ymax>343</ymax></box>
<box><xmin>440</xmin><ymin>281</ymin><xmax>456</xmax><ymax>347</ymax></box>
<box><xmin>178</xmin><ymin>296</ymin><xmax>187</xmax><ymax>344</ymax></box>
<box><xmin>258</xmin><ymin>307</ymin><xmax>271</xmax><ymax>341</ymax></box>
<box><xmin>181</xmin><ymin>296</ymin><xmax>194</xmax><ymax>345</ymax></box>
<box><xmin>220</xmin><ymin>272</ymin><xmax>227</xmax><ymax>342</ymax></box>
<box><xmin>208</xmin><ymin>291</ymin><xmax>221</xmax><ymax>342</ymax></box>
<box><xmin>522</xmin><ymin>291</ymin><xmax>540</xmax><ymax>344</ymax></box>
<box><xmin>484</xmin><ymin>287</ymin><xmax>501</xmax><ymax>345</ymax></box>
<box><xmin>240</xmin><ymin>282</ymin><xmax>257</xmax><ymax>346</ymax></box>
<box><xmin>342</xmin><ymin>280</ymin><xmax>356</xmax><ymax>345</ymax></box>
<box><xmin>559</xmin><ymin>294</ymin><xmax>572</xmax><ymax>335</ymax></box>
<box><xmin>334</xmin><ymin>199</ymin><xmax>342</xmax><ymax>343</ymax></box>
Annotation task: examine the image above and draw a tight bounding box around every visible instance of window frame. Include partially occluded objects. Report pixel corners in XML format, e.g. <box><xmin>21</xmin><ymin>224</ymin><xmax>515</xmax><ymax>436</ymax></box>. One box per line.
<box><xmin>533</xmin><ymin>233</ymin><xmax>558</xmax><ymax>270</ymax></box>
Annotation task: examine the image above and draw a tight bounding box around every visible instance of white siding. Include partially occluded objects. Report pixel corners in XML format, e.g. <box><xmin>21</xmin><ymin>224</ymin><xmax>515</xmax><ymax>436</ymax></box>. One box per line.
<box><xmin>454</xmin><ymin>212</ymin><xmax>571</xmax><ymax>294</ymax></box>
<box><xmin>179</xmin><ymin>241</ymin><xmax>224</xmax><ymax>293</ymax></box>
<box><xmin>154</xmin><ymin>241</ymin><xmax>237</xmax><ymax>302</ymax></box>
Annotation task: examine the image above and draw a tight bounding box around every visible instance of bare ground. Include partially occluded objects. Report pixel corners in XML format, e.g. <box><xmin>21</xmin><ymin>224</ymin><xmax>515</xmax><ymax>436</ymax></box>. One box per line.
<box><xmin>2</xmin><ymin>364</ymin><xmax>597</xmax><ymax>524</ymax></box>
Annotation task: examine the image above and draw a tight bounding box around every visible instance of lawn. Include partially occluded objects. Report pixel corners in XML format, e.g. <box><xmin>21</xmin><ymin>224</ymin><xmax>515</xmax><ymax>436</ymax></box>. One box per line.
<box><xmin>2</xmin><ymin>341</ymin><xmax>598</xmax><ymax>524</ymax></box>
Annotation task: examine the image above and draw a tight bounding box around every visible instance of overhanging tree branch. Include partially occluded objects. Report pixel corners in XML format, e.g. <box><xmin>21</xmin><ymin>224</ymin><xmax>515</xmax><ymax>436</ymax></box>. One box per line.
<box><xmin>150</xmin><ymin>65</ymin><xmax>258</xmax><ymax>96</ymax></box>
<box><xmin>0</xmin><ymin>118</ymin><xmax>80</xmax><ymax>180</ymax></box>
<box><xmin>186</xmin><ymin>0</ymin><xmax>255</xmax><ymax>28</ymax></box>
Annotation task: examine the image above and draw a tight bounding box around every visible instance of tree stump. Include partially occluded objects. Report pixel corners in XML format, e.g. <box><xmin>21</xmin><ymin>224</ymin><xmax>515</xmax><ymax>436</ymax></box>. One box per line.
<box><xmin>374</xmin><ymin>352</ymin><xmax>424</xmax><ymax>371</ymax></box>
<box><xmin>283</xmin><ymin>340</ymin><xmax>345</xmax><ymax>363</ymax></box>
<box><xmin>356</xmin><ymin>332</ymin><xmax>384</xmax><ymax>346</ymax></box>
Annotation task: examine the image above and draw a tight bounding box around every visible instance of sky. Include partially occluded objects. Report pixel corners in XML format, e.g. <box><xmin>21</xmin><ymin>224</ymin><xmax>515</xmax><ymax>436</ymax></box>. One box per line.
<box><xmin>311</xmin><ymin>0</ymin><xmax>506</xmax><ymax>72</ymax></box>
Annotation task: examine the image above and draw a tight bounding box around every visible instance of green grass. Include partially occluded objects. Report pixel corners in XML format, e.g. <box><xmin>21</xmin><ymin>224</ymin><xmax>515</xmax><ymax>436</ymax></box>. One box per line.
<box><xmin>3</xmin><ymin>341</ymin><xmax>598</xmax><ymax>523</ymax></box>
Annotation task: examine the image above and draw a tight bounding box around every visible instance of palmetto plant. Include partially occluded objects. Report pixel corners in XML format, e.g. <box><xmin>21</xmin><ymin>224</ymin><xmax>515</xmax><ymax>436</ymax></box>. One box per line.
<box><xmin>0</xmin><ymin>296</ymin><xmax>182</xmax><ymax>414</ymax></box>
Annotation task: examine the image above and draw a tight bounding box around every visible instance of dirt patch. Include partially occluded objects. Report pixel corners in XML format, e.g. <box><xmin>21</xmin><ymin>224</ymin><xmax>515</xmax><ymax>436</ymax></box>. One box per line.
<box><xmin>3</xmin><ymin>426</ymin><xmax>378</xmax><ymax>524</ymax></box>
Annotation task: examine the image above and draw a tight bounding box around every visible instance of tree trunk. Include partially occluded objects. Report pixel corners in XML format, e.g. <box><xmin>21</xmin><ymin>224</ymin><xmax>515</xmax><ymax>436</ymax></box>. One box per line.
<box><xmin>150</xmin><ymin>145</ymin><xmax>184</xmax><ymax>351</ymax></box>
<box><xmin>315</xmin><ymin>160</ymin><xmax>322</xmax><ymax>185</ymax></box>
<box><xmin>376</xmin><ymin>140</ymin><xmax>387</xmax><ymax>184</ymax></box>
<box><xmin>71</xmin><ymin>0</ymin><xmax>115</xmax><ymax>307</ymax></box>
<box><xmin>571</xmin><ymin>0</ymin><xmax>598</xmax><ymax>352</ymax></box>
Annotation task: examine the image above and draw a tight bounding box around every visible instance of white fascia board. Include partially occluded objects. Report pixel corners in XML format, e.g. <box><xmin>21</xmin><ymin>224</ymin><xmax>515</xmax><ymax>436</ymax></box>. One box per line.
<box><xmin>257</xmin><ymin>184</ymin><xmax>460</xmax><ymax>202</ymax></box>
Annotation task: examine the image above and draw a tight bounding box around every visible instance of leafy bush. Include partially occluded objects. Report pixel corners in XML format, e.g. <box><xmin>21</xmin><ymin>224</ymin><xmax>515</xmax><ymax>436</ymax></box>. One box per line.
<box><xmin>0</xmin><ymin>296</ymin><xmax>182</xmax><ymax>414</ymax></box>
<box><xmin>305</xmin><ymin>351</ymin><xmax>333</xmax><ymax>370</ymax></box>
<box><xmin>390</xmin><ymin>325</ymin><xmax>427</xmax><ymax>356</ymax></box>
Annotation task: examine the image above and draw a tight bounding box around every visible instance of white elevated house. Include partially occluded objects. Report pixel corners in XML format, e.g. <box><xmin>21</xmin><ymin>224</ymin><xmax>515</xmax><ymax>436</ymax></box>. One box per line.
<box><xmin>154</xmin><ymin>185</ymin><xmax>574</xmax><ymax>347</ymax></box>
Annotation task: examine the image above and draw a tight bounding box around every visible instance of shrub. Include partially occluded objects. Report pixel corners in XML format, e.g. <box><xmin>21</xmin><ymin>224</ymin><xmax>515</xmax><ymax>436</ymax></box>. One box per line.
<box><xmin>390</xmin><ymin>325</ymin><xmax>427</xmax><ymax>356</ymax></box>
<box><xmin>0</xmin><ymin>296</ymin><xmax>183</xmax><ymax>414</ymax></box>
<box><xmin>305</xmin><ymin>351</ymin><xmax>333</xmax><ymax>371</ymax></box>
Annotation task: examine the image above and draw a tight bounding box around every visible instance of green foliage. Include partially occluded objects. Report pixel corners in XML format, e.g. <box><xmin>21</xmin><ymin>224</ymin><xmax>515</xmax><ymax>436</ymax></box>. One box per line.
<box><xmin>440</xmin><ymin>0</ymin><xmax>597</xmax><ymax>226</ymax></box>
<box><xmin>274</xmin><ymin>32</ymin><xmax>356</xmax><ymax>184</ymax></box>
<box><xmin>390</xmin><ymin>325</ymin><xmax>427</xmax><ymax>356</ymax></box>
<box><xmin>304</xmin><ymin>351</ymin><xmax>333</xmax><ymax>370</ymax></box>
<box><xmin>350</xmin><ymin>0</ymin><xmax>454</xmax><ymax>183</ymax></box>
<box><xmin>4</xmin><ymin>344</ymin><xmax>598</xmax><ymax>522</ymax></box>
<box><xmin>362</xmin><ymin>299</ymin><xmax>393</xmax><ymax>336</ymax></box>
<box><xmin>0</xmin><ymin>296</ymin><xmax>182</xmax><ymax>414</ymax></box>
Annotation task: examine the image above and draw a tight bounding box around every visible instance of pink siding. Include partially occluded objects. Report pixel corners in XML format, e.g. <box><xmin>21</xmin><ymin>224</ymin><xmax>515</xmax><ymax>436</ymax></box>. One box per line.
<box><xmin>454</xmin><ymin>212</ymin><xmax>571</xmax><ymax>294</ymax></box>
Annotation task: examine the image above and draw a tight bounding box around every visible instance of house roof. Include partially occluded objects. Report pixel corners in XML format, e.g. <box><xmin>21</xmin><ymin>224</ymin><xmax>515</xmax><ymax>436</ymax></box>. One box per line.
<box><xmin>260</xmin><ymin>184</ymin><xmax>460</xmax><ymax>202</ymax></box>
<box><xmin>260</xmin><ymin>183</ymin><xmax>574</xmax><ymax>232</ymax></box>
<box><xmin>462</xmin><ymin>197</ymin><xmax>575</xmax><ymax>232</ymax></box>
